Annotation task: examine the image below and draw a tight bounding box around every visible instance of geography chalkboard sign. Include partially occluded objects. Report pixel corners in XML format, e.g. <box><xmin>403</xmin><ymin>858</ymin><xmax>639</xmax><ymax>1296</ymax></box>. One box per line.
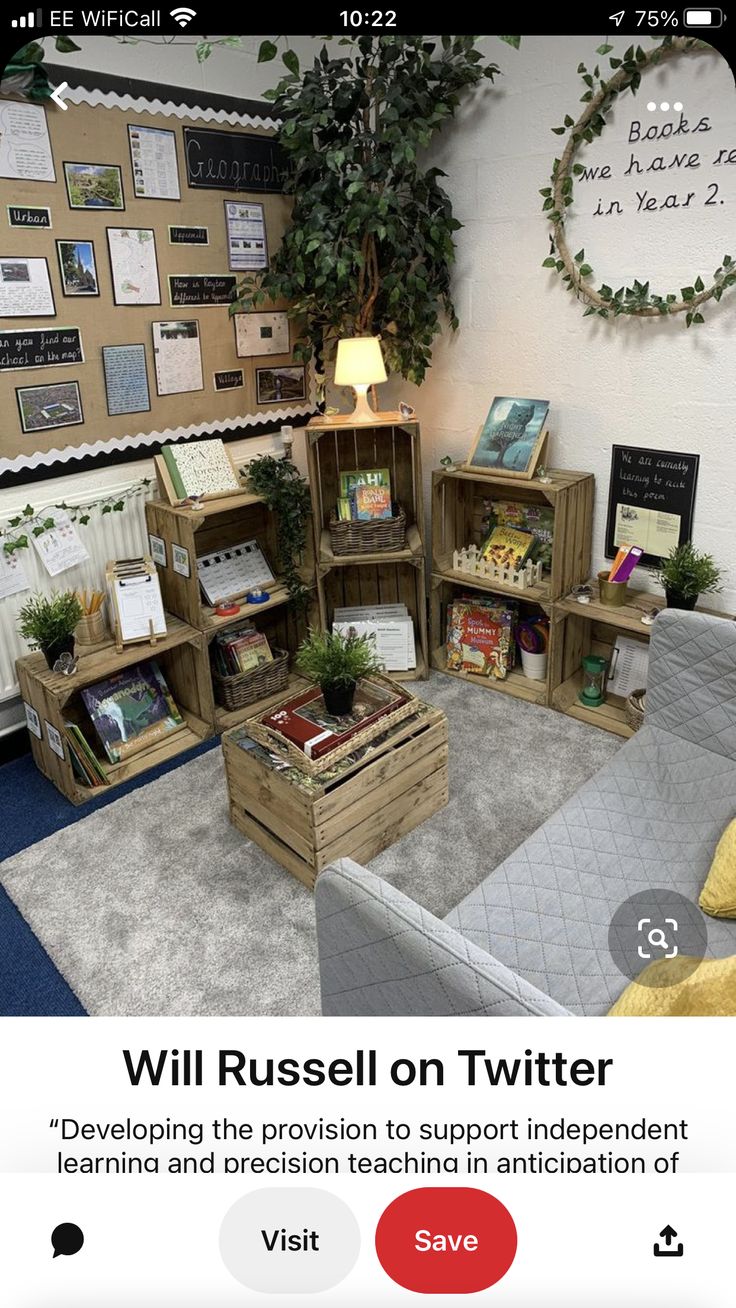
<box><xmin>168</xmin><ymin>225</ymin><xmax>209</xmax><ymax>245</ymax></box>
<box><xmin>183</xmin><ymin>127</ymin><xmax>288</xmax><ymax>194</ymax></box>
<box><xmin>0</xmin><ymin>326</ymin><xmax>84</xmax><ymax>372</ymax></box>
<box><xmin>605</xmin><ymin>444</ymin><xmax>700</xmax><ymax>567</ymax></box>
<box><xmin>168</xmin><ymin>274</ymin><xmax>237</xmax><ymax>307</ymax></box>
<box><xmin>7</xmin><ymin>205</ymin><xmax>52</xmax><ymax>229</ymax></box>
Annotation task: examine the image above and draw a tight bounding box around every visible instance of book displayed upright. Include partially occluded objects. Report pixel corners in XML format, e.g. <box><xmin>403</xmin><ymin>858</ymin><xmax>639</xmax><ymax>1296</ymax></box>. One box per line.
<box><xmin>81</xmin><ymin>660</ymin><xmax>185</xmax><ymax>763</ymax></box>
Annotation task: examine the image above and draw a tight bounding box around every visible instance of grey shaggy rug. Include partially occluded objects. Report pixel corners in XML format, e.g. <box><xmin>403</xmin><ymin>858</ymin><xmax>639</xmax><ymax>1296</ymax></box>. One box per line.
<box><xmin>0</xmin><ymin>674</ymin><xmax>618</xmax><ymax>1015</ymax></box>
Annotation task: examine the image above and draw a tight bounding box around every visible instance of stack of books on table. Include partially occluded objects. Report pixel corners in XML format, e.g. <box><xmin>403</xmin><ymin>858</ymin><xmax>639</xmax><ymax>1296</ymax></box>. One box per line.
<box><xmin>212</xmin><ymin>622</ymin><xmax>273</xmax><ymax>677</ymax></box>
<box><xmin>258</xmin><ymin>680</ymin><xmax>412</xmax><ymax>762</ymax></box>
<box><xmin>333</xmin><ymin>603</ymin><xmax>416</xmax><ymax>673</ymax></box>
<box><xmin>335</xmin><ymin>467</ymin><xmax>394</xmax><ymax>522</ymax></box>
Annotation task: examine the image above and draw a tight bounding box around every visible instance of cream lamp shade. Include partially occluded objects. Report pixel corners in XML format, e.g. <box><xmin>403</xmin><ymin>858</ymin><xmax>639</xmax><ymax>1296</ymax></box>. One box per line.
<box><xmin>334</xmin><ymin>336</ymin><xmax>387</xmax><ymax>423</ymax></box>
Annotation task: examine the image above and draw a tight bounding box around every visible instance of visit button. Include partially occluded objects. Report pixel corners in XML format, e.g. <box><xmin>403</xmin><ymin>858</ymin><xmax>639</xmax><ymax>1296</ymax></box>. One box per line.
<box><xmin>375</xmin><ymin>1187</ymin><xmax>517</xmax><ymax>1293</ymax></box>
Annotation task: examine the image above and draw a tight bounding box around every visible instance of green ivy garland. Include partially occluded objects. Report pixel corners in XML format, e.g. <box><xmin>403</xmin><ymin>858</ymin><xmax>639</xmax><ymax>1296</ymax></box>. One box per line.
<box><xmin>541</xmin><ymin>35</ymin><xmax>735</xmax><ymax>326</ymax></box>
<box><xmin>1</xmin><ymin>479</ymin><xmax>152</xmax><ymax>556</ymax></box>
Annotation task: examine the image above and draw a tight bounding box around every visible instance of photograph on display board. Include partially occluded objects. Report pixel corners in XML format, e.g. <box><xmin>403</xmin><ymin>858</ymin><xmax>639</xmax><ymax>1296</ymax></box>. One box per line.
<box><xmin>63</xmin><ymin>161</ymin><xmax>124</xmax><ymax>210</ymax></box>
<box><xmin>255</xmin><ymin>364</ymin><xmax>307</xmax><ymax>405</ymax></box>
<box><xmin>56</xmin><ymin>240</ymin><xmax>99</xmax><ymax>297</ymax></box>
<box><xmin>16</xmin><ymin>380</ymin><xmax>83</xmax><ymax>433</ymax></box>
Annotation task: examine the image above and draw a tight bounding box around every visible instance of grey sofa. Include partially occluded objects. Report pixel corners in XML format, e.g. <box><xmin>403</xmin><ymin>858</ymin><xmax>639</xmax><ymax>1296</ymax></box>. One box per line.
<box><xmin>314</xmin><ymin>610</ymin><xmax>736</xmax><ymax>1016</ymax></box>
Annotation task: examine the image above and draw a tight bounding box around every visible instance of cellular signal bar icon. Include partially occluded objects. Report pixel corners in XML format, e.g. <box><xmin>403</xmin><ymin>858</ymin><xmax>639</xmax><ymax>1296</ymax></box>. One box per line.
<box><xmin>11</xmin><ymin>8</ymin><xmax>42</xmax><ymax>26</ymax></box>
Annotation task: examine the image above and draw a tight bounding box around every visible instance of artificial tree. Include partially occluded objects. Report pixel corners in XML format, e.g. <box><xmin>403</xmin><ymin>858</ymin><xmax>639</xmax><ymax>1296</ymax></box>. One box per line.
<box><xmin>234</xmin><ymin>36</ymin><xmax>517</xmax><ymax>385</ymax></box>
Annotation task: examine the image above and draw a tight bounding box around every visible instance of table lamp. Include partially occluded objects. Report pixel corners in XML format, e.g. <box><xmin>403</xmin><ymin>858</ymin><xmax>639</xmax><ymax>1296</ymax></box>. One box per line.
<box><xmin>334</xmin><ymin>336</ymin><xmax>387</xmax><ymax>423</ymax></box>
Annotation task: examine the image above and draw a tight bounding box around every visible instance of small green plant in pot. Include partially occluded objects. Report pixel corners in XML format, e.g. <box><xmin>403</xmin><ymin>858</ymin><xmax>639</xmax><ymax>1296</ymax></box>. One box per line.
<box><xmin>296</xmin><ymin>627</ymin><xmax>383</xmax><ymax>716</ymax></box>
<box><xmin>656</xmin><ymin>541</ymin><xmax>723</xmax><ymax>611</ymax></box>
<box><xmin>17</xmin><ymin>590</ymin><xmax>83</xmax><ymax>669</ymax></box>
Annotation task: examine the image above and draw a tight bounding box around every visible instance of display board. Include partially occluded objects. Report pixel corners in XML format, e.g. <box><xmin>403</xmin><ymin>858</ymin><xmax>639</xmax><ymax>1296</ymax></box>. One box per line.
<box><xmin>0</xmin><ymin>70</ymin><xmax>312</xmax><ymax>481</ymax></box>
<box><xmin>605</xmin><ymin>444</ymin><xmax>700</xmax><ymax>567</ymax></box>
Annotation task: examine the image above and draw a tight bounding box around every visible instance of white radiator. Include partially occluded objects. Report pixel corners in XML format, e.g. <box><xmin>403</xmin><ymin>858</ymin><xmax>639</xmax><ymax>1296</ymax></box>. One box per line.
<box><xmin>0</xmin><ymin>477</ymin><xmax>154</xmax><ymax>712</ymax></box>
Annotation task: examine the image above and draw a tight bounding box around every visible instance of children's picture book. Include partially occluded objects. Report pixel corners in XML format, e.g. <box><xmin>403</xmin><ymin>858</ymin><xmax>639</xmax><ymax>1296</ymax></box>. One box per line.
<box><xmin>354</xmin><ymin>483</ymin><xmax>393</xmax><ymax>520</ymax></box>
<box><xmin>467</xmin><ymin>396</ymin><xmax>549</xmax><ymax>475</ymax></box>
<box><xmin>487</xmin><ymin>499</ymin><xmax>555</xmax><ymax>569</ymax></box>
<box><xmin>81</xmin><ymin>660</ymin><xmax>184</xmax><ymax>764</ymax></box>
<box><xmin>480</xmin><ymin>524</ymin><xmax>535</xmax><ymax>570</ymax></box>
<box><xmin>338</xmin><ymin>467</ymin><xmax>391</xmax><ymax>498</ymax></box>
<box><xmin>446</xmin><ymin>598</ymin><xmax>517</xmax><ymax>679</ymax></box>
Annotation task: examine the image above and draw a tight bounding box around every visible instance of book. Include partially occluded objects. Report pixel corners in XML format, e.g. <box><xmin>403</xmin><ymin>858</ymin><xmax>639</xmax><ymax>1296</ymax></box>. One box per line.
<box><xmin>212</xmin><ymin>623</ymin><xmax>273</xmax><ymax>676</ymax></box>
<box><xmin>488</xmin><ymin>500</ymin><xmax>555</xmax><ymax>570</ymax></box>
<box><xmin>161</xmin><ymin>437</ymin><xmax>240</xmax><ymax>501</ymax></box>
<box><xmin>336</xmin><ymin>497</ymin><xmax>352</xmax><ymax>522</ymax></box>
<box><xmin>480</xmin><ymin>524</ymin><xmax>535</xmax><ymax>570</ymax></box>
<box><xmin>332</xmin><ymin>603</ymin><xmax>414</xmax><ymax>671</ymax></box>
<box><xmin>354</xmin><ymin>484</ymin><xmax>393</xmax><ymax>521</ymax></box>
<box><xmin>260</xmin><ymin>680</ymin><xmax>408</xmax><ymax>760</ymax></box>
<box><xmin>338</xmin><ymin>467</ymin><xmax>391</xmax><ymax>499</ymax></box>
<box><xmin>81</xmin><ymin>661</ymin><xmax>185</xmax><ymax>764</ymax></box>
<box><xmin>63</xmin><ymin>721</ymin><xmax>110</xmax><ymax>786</ymax></box>
<box><xmin>446</xmin><ymin>598</ymin><xmax>516</xmax><ymax>679</ymax></box>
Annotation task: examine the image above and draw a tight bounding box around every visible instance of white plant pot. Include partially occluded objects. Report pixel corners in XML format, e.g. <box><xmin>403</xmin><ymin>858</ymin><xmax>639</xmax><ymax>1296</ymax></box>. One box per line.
<box><xmin>520</xmin><ymin>649</ymin><xmax>548</xmax><ymax>681</ymax></box>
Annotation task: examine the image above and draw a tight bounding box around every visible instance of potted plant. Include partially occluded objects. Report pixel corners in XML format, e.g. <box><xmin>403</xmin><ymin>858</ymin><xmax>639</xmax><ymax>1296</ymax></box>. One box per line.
<box><xmin>656</xmin><ymin>541</ymin><xmax>723</xmax><ymax>611</ymax></box>
<box><xmin>296</xmin><ymin>627</ymin><xmax>383</xmax><ymax>716</ymax></box>
<box><xmin>17</xmin><ymin>590</ymin><xmax>83</xmax><ymax>668</ymax></box>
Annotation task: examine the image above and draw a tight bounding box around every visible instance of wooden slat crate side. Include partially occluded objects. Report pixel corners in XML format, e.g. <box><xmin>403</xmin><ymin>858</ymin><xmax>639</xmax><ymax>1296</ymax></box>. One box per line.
<box><xmin>227</xmin><ymin>777</ymin><xmax>316</xmax><ymax>863</ymax></box>
<box><xmin>431</xmin><ymin>471</ymin><xmax>448</xmax><ymax>563</ymax></box>
<box><xmin>222</xmin><ymin>735</ymin><xmax>316</xmax><ymax>812</ymax></box>
<box><xmin>311</xmin><ymin>713</ymin><xmax>446</xmax><ymax>824</ymax></box>
<box><xmin>17</xmin><ymin>661</ymin><xmax>75</xmax><ymax>800</ymax></box>
<box><xmin>334</xmin><ymin>767</ymin><xmax>449</xmax><ymax>871</ymax></box>
<box><xmin>229</xmin><ymin>803</ymin><xmax>317</xmax><ymax>889</ymax></box>
<box><xmin>145</xmin><ymin>501</ymin><xmax>200</xmax><ymax>627</ymax></box>
<box><xmin>164</xmin><ymin>636</ymin><xmax>214</xmax><ymax>728</ymax></box>
<box><xmin>314</xmin><ymin>739</ymin><xmax>449</xmax><ymax>851</ymax></box>
<box><xmin>315</xmin><ymin>763</ymin><xmax>449</xmax><ymax>870</ymax></box>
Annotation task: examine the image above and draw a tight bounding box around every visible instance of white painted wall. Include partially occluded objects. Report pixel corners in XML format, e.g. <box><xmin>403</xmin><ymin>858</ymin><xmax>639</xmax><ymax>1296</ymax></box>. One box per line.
<box><xmin>383</xmin><ymin>36</ymin><xmax>736</xmax><ymax>611</ymax></box>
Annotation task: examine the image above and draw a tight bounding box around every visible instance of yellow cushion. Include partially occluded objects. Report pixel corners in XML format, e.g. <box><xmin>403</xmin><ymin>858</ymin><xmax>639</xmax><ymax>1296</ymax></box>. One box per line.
<box><xmin>608</xmin><ymin>955</ymin><xmax>736</xmax><ymax>1016</ymax></box>
<box><xmin>699</xmin><ymin>819</ymin><xmax>736</xmax><ymax>918</ymax></box>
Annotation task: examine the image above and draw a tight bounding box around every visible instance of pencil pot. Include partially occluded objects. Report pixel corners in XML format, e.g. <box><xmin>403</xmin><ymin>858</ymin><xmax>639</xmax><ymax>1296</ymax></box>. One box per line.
<box><xmin>75</xmin><ymin>607</ymin><xmax>108</xmax><ymax>647</ymax></box>
<box><xmin>520</xmin><ymin>649</ymin><xmax>548</xmax><ymax>681</ymax></box>
<box><xmin>597</xmin><ymin>570</ymin><xmax>628</xmax><ymax>607</ymax></box>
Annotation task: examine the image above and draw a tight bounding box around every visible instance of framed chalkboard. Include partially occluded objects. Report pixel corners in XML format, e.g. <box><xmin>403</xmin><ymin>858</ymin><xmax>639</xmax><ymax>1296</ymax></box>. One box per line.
<box><xmin>605</xmin><ymin>445</ymin><xmax>700</xmax><ymax>568</ymax></box>
<box><xmin>183</xmin><ymin>127</ymin><xmax>288</xmax><ymax>194</ymax></box>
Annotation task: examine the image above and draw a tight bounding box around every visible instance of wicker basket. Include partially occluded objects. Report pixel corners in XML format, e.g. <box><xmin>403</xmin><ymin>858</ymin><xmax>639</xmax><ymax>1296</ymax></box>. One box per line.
<box><xmin>246</xmin><ymin>674</ymin><xmax>419</xmax><ymax>775</ymax></box>
<box><xmin>75</xmin><ymin>608</ymin><xmax>108</xmax><ymax>646</ymax></box>
<box><xmin>328</xmin><ymin>505</ymin><xmax>407</xmax><ymax>556</ymax></box>
<box><xmin>213</xmin><ymin>647</ymin><xmax>290</xmax><ymax>712</ymax></box>
<box><xmin>625</xmin><ymin>688</ymin><xmax>646</xmax><ymax>732</ymax></box>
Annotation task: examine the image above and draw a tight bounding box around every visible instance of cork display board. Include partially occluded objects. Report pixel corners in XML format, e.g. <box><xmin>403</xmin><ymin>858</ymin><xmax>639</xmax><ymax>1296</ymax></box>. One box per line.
<box><xmin>0</xmin><ymin>74</ymin><xmax>312</xmax><ymax>480</ymax></box>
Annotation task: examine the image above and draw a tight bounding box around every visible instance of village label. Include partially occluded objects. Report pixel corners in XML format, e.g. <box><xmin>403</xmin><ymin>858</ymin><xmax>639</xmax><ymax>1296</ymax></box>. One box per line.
<box><xmin>0</xmin><ymin>327</ymin><xmax>84</xmax><ymax>371</ymax></box>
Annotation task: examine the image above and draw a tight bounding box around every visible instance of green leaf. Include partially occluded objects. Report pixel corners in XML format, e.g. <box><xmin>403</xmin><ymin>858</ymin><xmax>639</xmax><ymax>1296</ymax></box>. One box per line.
<box><xmin>196</xmin><ymin>41</ymin><xmax>213</xmax><ymax>63</ymax></box>
<box><xmin>564</xmin><ymin>115</ymin><xmax>575</xmax><ymax>128</ymax></box>
<box><xmin>113</xmin><ymin>500</ymin><xmax>125</xmax><ymax>512</ymax></box>
<box><xmin>542</xmin><ymin>257</ymin><xmax>557</xmax><ymax>268</ymax></box>
<box><xmin>692</xmin><ymin>312</ymin><xmax>705</xmax><ymax>324</ymax></box>
<box><xmin>42</xmin><ymin>517</ymin><xmax>55</xmax><ymax>530</ymax></box>
<box><xmin>596</xmin><ymin>43</ymin><xmax>613</xmax><ymax>55</ymax></box>
<box><xmin>55</xmin><ymin>35</ymin><xmax>81</xmax><ymax>52</ymax></box>
<box><xmin>8</xmin><ymin>517</ymin><xmax>22</xmax><ymax>527</ymax></box>
<box><xmin>282</xmin><ymin>49</ymin><xmax>300</xmax><ymax>77</ymax></box>
<box><xmin>694</xmin><ymin>275</ymin><xmax>704</xmax><ymax>292</ymax></box>
<box><xmin>23</xmin><ymin>505</ymin><xmax>34</xmax><ymax>518</ymax></box>
<box><xmin>32</xmin><ymin>525</ymin><xmax>45</xmax><ymax>537</ymax></box>
<box><xmin>579</xmin><ymin>264</ymin><xmax>593</xmax><ymax>277</ymax></box>
<box><xmin>583</xmin><ymin>305</ymin><xmax>597</xmax><ymax>316</ymax></box>
<box><xmin>498</xmin><ymin>36</ymin><xmax>521</xmax><ymax>49</ymax></box>
<box><xmin>258</xmin><ymin>40</ymin><xmax>278</xmax><ymax>63</ymax></box>
<box><xmin>101</xmin><ymin>504</ymin><xmax>112</xmax><ymax>514</ymax></box>
<box><xmin>681</xmin><ymin>286</ymin><xmax>695</xmax><ymax>301</ymax></box>
<box><xmin>78</xmin><ymin>514</ymin><xmax>90</xmax><ymax>526</ymax></box>
<box><xmin>574</xmin><ymin>249</ymin><xmax>585</xmax><ymax>263</ymax></box>
<box><xmin>551</xmin><ymin>126</ymin><xmax>566</xmax><ymax>135</ymax></box>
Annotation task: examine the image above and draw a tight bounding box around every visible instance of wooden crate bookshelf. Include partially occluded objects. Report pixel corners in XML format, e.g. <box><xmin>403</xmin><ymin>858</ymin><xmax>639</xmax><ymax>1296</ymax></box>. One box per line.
<box><xmin>429</xmin><ymin>466</ymin><xmax>593</xmax><ymax>706</ymax></box>
<box><xmin>321</xmin><ymin>560</ymin><xmax>429</xmax><ymax>681</ymax></box>
<box><xmin>430</xmin><ymin>576</ymin><xmax>551</xmax><ymax>706</ymax></box>
<box><xmin>16</xmin><ymin>617</ymin><xmax>213</xmax><ymax>805</ymax></box>
<box><xmin>307</xmin><ymin>416</ymin><xmax>429</xmax><ymax>680</ymax></box>
<box><xmin>145</xmin><ymin>489</ymin><xmax>316</xmax><ymax>730</ymax></box>
<box><xmin>432</xmin><ymin>466</ymin><xmax>594</xmax><ymax>606</ymax></box>
<box><xmin>549</xmin><ymin>582</ymin><xmax>733</xmax><ymax>738</ymax></box>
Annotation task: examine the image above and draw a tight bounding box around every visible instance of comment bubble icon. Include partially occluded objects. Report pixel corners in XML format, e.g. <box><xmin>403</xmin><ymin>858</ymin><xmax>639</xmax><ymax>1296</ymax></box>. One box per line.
<box><xmin>51</xmin><ymin>1223</ymin><xmax>84</xmax><ymax>1259</ymax></box>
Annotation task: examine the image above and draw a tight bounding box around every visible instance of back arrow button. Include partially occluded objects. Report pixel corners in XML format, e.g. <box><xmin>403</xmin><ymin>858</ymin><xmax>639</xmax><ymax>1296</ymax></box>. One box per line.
<box><xmin>50</xmin><ymin>82</ymin><xmax>69</xmax><ymax>111</ymax></box>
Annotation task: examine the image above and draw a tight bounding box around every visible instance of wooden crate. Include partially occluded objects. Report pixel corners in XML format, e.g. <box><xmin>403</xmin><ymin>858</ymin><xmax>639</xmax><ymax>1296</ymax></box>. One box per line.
<box><xmin>223</xmin><ymin>703</ymin><xmax>448</xmax><ymax>889</ymax></box>
<box><xmin>208</xmin><ymin>598</ymin><xmax>317</xmax><ymax>733</ymax></box>
<box><xmin>320</xmin><ymin>558</ymin><xmax>429</xmax><ymax>681</ymax></box>
<box><xmin>16</xmin><ymin>617</ymin><xmax>213</xmax><ymax>805</ymax></box>
<box><xmin>307</xmin><ymin>418</ymin><xmax>424</xmax><ymax>567</ymax></box>
<box><xmin>145</xmin><ymin>490</ymin><xmax>314</xmax><ymax>633</ymax></box>
<box><xmin>431</xmin><ymin>466</ymin><xmax>594</xmax><ymax>606</ymax></box>
<box><xmin>430</xmin><ymin>576</ymin><xmax>553</xmax><ymax>707</ymax></box>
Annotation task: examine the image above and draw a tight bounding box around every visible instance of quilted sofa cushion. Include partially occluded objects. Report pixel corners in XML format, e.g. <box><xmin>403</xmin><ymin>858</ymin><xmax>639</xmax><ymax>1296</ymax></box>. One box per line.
<box><xmin>444</xmin><ymin>723</ymin><xmax>736</xmax><ymax>1015</ymax></box>
<box><xmin>646</xmin><ymin>609</ymin><xmax>736</xmax><ymax>758</ymax></box>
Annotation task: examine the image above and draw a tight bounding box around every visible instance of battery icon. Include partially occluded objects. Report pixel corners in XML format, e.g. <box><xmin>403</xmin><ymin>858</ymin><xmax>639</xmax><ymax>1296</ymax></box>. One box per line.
<box><xmin>683</xmin><ymin>7</ymin><xmax>723</xmax><ymax>23</ymax></box>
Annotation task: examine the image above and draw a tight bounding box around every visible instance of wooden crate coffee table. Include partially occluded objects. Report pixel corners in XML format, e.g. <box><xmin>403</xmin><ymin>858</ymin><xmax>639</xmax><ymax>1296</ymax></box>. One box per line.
<box><xmin>222</xmin><ymin>696</ymin><xmax>448</xmax><ymax>889</ymax></box>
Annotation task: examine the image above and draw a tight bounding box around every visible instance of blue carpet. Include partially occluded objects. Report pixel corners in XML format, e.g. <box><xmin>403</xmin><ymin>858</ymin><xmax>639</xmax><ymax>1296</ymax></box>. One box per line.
<box><xmin>0</xmin><ymin>735</ymin><xmax>220</xmax><ymax>1016</ymax></box>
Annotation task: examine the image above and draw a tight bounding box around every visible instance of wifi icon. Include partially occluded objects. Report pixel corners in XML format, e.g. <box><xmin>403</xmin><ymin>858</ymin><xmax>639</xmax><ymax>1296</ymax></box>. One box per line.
<box><xmin>170</xmin><ymin>6</ymin><xmax>196</xmax><ymax>25</ymax></box>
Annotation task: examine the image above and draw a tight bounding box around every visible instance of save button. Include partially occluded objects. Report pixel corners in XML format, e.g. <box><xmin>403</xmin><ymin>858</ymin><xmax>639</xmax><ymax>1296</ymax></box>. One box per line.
<box><xmin>375</xmin><ymin>1187</ymin><xmax>516</xmax><ymax>1293</ymax></box>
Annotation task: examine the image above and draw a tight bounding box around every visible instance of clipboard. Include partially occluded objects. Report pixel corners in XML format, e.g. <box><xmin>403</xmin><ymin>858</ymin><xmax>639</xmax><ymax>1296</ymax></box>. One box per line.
<box><xmin>106</xmin><ymin>556</ymin><xmax>168</xmax><ymax>653</ymax></box>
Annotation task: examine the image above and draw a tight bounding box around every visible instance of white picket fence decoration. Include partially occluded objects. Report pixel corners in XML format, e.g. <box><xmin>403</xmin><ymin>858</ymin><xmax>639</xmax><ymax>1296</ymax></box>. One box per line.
<box><xmin>451</xmin><ymin>545</ymin><xmax>544</xmax><ymax>591</ymax></box>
